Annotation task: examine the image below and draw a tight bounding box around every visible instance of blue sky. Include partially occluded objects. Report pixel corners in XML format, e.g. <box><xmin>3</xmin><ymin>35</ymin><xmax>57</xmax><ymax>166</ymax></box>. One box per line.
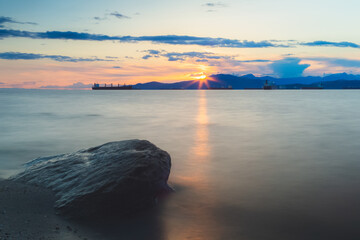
<box><xmin>0</xmin><ymin>0</ymin><xmax>359</xmax><ymax>88</ymax></box>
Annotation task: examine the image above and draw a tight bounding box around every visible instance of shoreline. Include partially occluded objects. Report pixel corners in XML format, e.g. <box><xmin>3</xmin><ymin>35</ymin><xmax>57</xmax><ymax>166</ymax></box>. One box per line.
<box><xmin>0</xmin><ymin>179</ymin><xmax>167</xmax><ymax>240</ymax></box>
<box><xmin>0</xmin><ymin>179</ymin><xmax>95</xmax><ymax>240</ymax></box>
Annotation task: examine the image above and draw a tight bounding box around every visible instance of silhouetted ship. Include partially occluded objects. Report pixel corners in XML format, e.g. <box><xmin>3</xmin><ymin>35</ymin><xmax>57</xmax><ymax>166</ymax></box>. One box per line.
<box><xmin>92</xmin><ymin>83</ymin><xmax>133</xmax><ymax>90</ymax></box>
<box><xmin>263</xmin><ymin>80</ymin><xmax>276</xmax><ymax>90</ymax></box>
<box><xmin>208</xmin><ymin>86</ymin><xmax>233</xmax><ymax>90</ymax></box>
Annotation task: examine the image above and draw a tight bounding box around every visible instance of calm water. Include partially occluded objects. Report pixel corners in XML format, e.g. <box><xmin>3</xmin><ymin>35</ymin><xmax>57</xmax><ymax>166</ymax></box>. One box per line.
<box><xmin>1</xmin><ymin>89</ymin><xmax>360</xmax><ymax>239</ymax></box>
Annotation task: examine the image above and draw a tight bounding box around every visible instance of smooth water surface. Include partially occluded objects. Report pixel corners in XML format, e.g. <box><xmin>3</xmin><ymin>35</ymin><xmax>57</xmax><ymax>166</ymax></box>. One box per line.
<box><xmin>1</xmin><ymin>89</ymin><xmax>360</xmax><ymax>239</ymax></box>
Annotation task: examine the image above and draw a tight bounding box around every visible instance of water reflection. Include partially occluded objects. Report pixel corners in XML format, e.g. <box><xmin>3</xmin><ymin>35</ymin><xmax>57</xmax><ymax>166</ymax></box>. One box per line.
<box><xmin>193</xmin><ymin>91</ymin><xmax>210</xmax><ymax>158</ymax></box>
<box><xmin>164</xmin><ymin>91</ymin><xmax>220</xmax><ymax>240</ymax></box>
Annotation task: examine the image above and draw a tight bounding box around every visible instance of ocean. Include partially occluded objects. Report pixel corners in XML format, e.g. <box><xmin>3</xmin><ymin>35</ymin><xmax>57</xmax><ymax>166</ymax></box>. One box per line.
<box><xmin>1</xmin><ymin>88</ymin><xmax>360</xmax><ymax>239</ymax></box>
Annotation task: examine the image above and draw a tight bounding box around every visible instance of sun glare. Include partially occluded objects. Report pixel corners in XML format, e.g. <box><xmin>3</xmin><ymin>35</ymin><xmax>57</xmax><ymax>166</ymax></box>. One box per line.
<box><xmin>190</xmin><ymin>72</ymin><xmax>207</xmax><ymax>80</ymax></box>
<box><xmin>197</xmin><ymin>74</ymin><xmax>207</xmax><ymax>80</ymax></box>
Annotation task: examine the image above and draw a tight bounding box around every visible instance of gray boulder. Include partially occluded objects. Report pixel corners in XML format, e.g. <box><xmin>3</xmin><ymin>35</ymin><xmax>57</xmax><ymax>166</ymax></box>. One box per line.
<box><xmin>11</xmin><ymin>140</ymin><xmax>172</xmax><ymax>218</ymax></box>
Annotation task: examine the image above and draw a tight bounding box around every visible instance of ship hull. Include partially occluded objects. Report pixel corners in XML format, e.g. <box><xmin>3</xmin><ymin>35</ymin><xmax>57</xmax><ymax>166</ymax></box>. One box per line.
<box><xmin>92</xmin><ymin>86</ymin><xmax>133</xmax><ymax>90</ymax></box>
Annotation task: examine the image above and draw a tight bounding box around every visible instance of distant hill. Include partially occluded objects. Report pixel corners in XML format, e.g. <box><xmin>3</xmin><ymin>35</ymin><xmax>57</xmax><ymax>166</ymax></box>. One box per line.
<box><xmin>133</xmin><ymin>73</ymin><xmax>360</xmax><ymax>89</ymax></box>
<box><xmin>282</xmin><ymin>80</ymin><xmax>360</xmax><ymax>89</ymax></box>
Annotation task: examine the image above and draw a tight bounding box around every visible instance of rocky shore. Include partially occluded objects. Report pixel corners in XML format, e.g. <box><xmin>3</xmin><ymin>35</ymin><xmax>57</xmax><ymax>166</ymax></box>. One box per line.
<box><xmin>0</xmin><ymin>140</ymin><xmax>172</xmax><ymax>239</ymax></box>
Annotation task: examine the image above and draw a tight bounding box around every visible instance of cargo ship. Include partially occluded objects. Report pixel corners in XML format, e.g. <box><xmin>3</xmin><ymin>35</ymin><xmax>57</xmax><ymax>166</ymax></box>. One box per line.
<box><xmin>92</xmin><ymin>83</ymin><xmax>133</xmax><ymax>90</ymax></box>
<box><xmin>208</xmin><ymin>85</ymin><xmax>233</xmax><ymax>90</ymax></box>
<box><xmin>263</xmin><ymin>80</ymin><xmax>276</xmax><ymax>90</ymax></box>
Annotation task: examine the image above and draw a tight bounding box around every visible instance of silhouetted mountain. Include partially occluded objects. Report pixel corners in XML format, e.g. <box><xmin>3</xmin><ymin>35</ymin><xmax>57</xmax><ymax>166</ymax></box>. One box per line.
<box><xmin>134</xmin><ymin>80</ymin><xmax>207</xmax><ymax>89</ymax></box>
<box><xmin>133</xmin><ymin>73</ymin><xmax>360</xmax><ymax>89</ymax></box>
<box><xmin>282</xmin><ymin>80</ymin><xmax>360</xmax><ymax>89</ymax></box>
<box><xmin>273</xmin><ymin>76</ymin><xmax>323</xmax><ymax>85</ymax></box>
<box><xmin>323</xmin><ymin>73</ymin><xmax>360</xmax><ymax>81</ymax></box>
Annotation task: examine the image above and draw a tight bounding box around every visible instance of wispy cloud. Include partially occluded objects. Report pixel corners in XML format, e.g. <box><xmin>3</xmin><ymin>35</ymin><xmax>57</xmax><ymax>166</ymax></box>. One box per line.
<box><xmin>93</xmin><ymin>11</ymin><xmax>130</xmax><ymax>22</ymax></box>
<box><xmin>0</xmin><ymin>16</ymin><xmax>37</xmax><ymax>28</ymax></box>
<box><xmin>110</xmin><ymin>11</ymin><xmax>130</xmax><ymax>19</ymax></box>
<box><xmin>0</xmin><ymin>29</ymin><xmax>282</xmax><ymax>48</ymax></box>
<box><xmin>302</xmin><ymin>41</ymin><xmax>360</xmax><ymax>48</ymax></box>
<box><xmin>0</xmin><ymin>52</ymin><xmax>114</xmax><ymax>62</ymax></box>
<box><xmin>306</xmin><ymin>57</ymin><xmax>360</xmax><ymax>68</ymax></box>
<box><xmin>142</xmin><ymin>50</ymin><xmax>230</xmax><ymax>61</ymax></box>
<box><xmin>202</xmin><ymin>2</ymin><xmax>227</xmax><ymax>12</ymax></box>
<box><xmin>203</xmin><ymin>2</ymin><xmax>227</xmax><ymax>7</ymax></box>
<box><xmin>237</xmin><ymin>59</ymin><xmax>272</xmax><ymax>63</ymax></box>
<box><xmin>93</xmin><ymin>16</ymin><xmax>106</xmax><ymax>21</ymax></box>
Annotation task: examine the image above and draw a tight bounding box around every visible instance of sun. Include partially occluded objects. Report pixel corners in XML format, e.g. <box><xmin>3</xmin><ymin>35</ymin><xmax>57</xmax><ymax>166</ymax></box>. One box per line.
<box><xmin>196</xmin><ymin>74</ymin><xmax>207</xmax><ymax>80</ymax></box>
<box><xmin>186</xmin><ymin>72</ymin><xmax>216</xmax><ymax>89</ymax></box>
<box><xmin>191</xmin><ymin>72</ymin><xmax>207</xmax><ymax>80</ymax></box>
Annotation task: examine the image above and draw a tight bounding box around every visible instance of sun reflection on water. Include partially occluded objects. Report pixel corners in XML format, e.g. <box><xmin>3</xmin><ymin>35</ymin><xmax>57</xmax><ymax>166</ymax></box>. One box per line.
<box><xmin>164</xmin><ymin>91</ymin><xmax>220</xmax><ymax>240</ymax></box>
<box><xmin>193</xmin><ymin>91</ymin><xmax>210</xmax><ymax>158</ymax></box>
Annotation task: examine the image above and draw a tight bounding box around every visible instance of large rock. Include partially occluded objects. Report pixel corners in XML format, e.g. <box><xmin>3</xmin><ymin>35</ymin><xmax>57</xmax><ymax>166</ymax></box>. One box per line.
<box><xmin>11</xmin><ymin>140</ymin><xmax>172</xmax><ymax>218</ymax></box>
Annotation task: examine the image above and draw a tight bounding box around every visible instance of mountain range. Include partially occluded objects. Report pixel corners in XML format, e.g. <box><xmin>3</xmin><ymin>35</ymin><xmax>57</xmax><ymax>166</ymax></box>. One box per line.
<box><xmin>134</xmin><ymin>73</ymin><xmax>360</xmax><ymax>89</ymax></box>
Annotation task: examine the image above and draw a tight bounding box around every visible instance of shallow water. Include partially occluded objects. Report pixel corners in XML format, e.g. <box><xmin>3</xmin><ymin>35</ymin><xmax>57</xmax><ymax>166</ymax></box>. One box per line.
<box><xmin>1</xmin><ymin>89</ymin><xmax>360</xmax><ymax>239</ymax></box>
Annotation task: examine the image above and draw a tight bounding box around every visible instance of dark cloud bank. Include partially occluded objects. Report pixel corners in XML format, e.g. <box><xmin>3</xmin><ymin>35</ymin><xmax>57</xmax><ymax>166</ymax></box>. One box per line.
<box><xmin>1</xmin><ymin>28</ymin><xmax>359</xmax><ymax>49</ymax></box>
<box><xmin>0</xmin><ymin>52</ymin><xmax>112</xmax><ymax>62</ymax></box>
<box><xmin>0</xmin><ymin>29</ymin><xmax>286</xmax><ymax>48</ymax></box>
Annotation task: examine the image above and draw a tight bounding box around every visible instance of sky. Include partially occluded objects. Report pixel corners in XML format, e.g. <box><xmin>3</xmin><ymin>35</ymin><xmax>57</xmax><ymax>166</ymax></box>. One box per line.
<box><xmin>0</xmin><ymin>0</ymin><xmax>360</xmax><ymax>88</ymax></box>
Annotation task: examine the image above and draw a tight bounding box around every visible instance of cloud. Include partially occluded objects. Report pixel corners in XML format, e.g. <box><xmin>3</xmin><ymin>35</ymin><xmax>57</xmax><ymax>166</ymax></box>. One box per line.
<box><xmin>147</xmin><ymin>49</ymin><xmax>161</xmax><ymax>55</ymax></box>
<box><xmin>40</xmin><ymin>82</ymin><xmax>92</xmax><ymax>89</ymax></box>
<box><xmin>131</xmin><ymin>36</ymin><xmax>279</xmax><ymax>48</ymax></box>
<box><xmin>269</xmin><ymin>58</ymin><xmax>310</xmax><ymax>78</ymax></box>
<box><xmin>237</xmin><ymin>59</ymin><xmax>271</xmax><ymax>63</ymax></box>
<box><xmin>0</xmin><ymin>16</ymin><xmax>37</xmax><ymax>28</ymax></box>
<box><xmin>142</xmin><ymin>54</ymin><xmax>153</xmax><ymax>60</ymax></box>
<box><xmin>0</xmin><ymin>82</ymin><xmax>4</xmax><ymax>84</ymax></box>
<box><xmin>142</xmin><ymin>50</ymin><xmax>230</xmax><ymax>61</ymax></box>
<box><xmin>302</xmin><ymin>41</ymin><xmax>360</xmax><ymax>48</ymax></box>
<box><xmin>2</xmin><ymin>28</ymin><xmax>359</xmax><ymax>50</ymax></box>
<box><xmin>93</xmin><ymin>16</ymin><xmax>106</xmax><ymax>21</ymax></box>
<box><xmin>306</xmin><ymin>57</ymin><xmax>360</xmax><ymax>68</ymax></box>
<box><xmin>94</xmin><ymin>12</ymin><xmax>130</xmax><ymax>21</ymax></box>
<box><xmin>202</xmin><ymin>2</ymin><xmax>227</xmax><ymax>12</ymax></box>
<box><xmin>202</xmin><ymin>2</ymin><xmax>227</xmax><ymax>7</ymax></box>
<box><xmin>105</xmin><ymin>56</ymin><xmax>118</xmax><ymax>59</ymax></box>
<box><xmin>112</xmin><ymin>66</ymin><xmax>121</xmax><ymax>68</ymax></box>
<box><xmin>0</xmin><ymin>29</ymin><xmax>283</xmax><ymax>48</ymax></box>
<box><xmin>0</xmin><ymin>52</ymin><xmax>114</xmax><ymax>62</ymax></box>
<box><xmin>110</xmin><ymin>12</ymin><xmax>130</xmax><ymax>19</ymax></box>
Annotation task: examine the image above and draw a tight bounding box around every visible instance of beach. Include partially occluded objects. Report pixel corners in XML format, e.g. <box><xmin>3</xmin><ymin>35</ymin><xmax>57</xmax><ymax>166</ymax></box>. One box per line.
<box><xmin>0</xmin><ymin>179</ymin><xmax>92</xmax><ymax>240</ymax></box>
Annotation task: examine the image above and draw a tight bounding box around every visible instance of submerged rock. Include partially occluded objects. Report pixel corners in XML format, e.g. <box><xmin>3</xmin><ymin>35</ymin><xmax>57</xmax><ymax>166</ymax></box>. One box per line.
<box><xmin>11</xmin><ymin>140</ymin><xmax>172</xmax><ymax>218</ymax></box>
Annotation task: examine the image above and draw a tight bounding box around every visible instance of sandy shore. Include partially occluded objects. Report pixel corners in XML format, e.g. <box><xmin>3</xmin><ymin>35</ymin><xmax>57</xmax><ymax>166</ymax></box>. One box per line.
<box><xmin>0</xmin><ymin>179</ymin><xmax>166</xmax><ymax>240</ymax></box>
<box><xmin>0</xmin><ymin>179</ymin><xmax>96</xmax><ymax>240</ymax></box>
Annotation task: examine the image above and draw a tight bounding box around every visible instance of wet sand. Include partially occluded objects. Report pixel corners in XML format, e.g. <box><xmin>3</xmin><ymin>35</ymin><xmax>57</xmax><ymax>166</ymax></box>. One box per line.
<box><xmin>0</xmin><ymin>179</ymin><xmax>166</xmax><ymax>240</ymax></box>
<box><xmin>0</xmin><ymin>179</ymin><xmax>95</xmax><ymax>240</ymax></box>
